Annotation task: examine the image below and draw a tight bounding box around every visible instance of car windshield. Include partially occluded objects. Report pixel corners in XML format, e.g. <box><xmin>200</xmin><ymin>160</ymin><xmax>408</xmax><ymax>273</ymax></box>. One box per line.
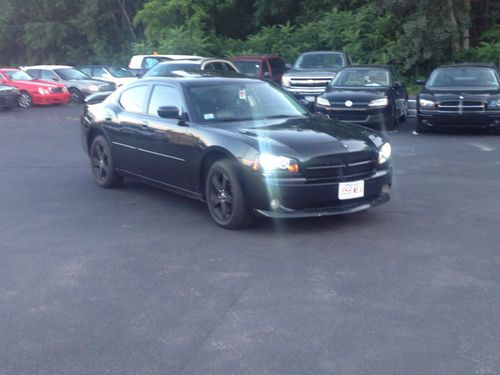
<box><xmin>331</xmin><ymin>68</ymin><xmax>391</xmax><ymax>87</ymax></box>
<box><xmin>108</xmin><ymin>67</ymin><xmax>135</xmax><ymax>78</ymax></box>
<box><xmin>294</xmin><ymin>52</ymin><xmax>346</xmax><ymax>69</ymax></box>
<box><xmin>144</xmin><ymin>63</ymin><xmax>201</xmax><ymax>77</ymax></box>
<box><xmin>426</xmin><ymin>67</ymin><xmax>500</xmax><ymax>88</ymax></box>
<box><xmin>232</xmin><ymin>61</ymin><xmax>261</xmax><ymax>77</ymax></box>
<box><xmin>4</xmin><ymin>70</ymin><xmax>34</xmax><ymax>81</ymax></box>
<box><xmin>54</xmin><ymin>68</ymin><xmax>91</xmax><ymax>81</ymax></box>
<box><xmin>187</xmin><ymin>81</ymin><xmax>308</xmax><ymax>123</ymax></box>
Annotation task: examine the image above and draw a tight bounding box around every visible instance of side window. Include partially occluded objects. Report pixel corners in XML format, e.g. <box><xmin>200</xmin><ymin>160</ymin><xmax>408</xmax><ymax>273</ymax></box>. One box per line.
<box><xmin>27</xmin><ymin>69</ymin><xmax>41</xmax><ymax>79</ymax></box>
<box><xmin>147</xmin><ymin>85</ymin><xmax>183</xmax><ymax>116</ymax></box>
<box><xmin>119</xmin><ymin>85</ymin><xmax>150</xmax><ymax>113</ymax></box>
<box><xmin>93</xmin><ymin>67</ymin><xmax>107</xmax><ymax>77</ymax></box>
<box><xmin>205</xmin><ymin>62</ymin><xmax>225</xmax><ymax>72</ymax></box>
<box><xmin>143</xmin><ymin>57</ymin><xmax>160</xmax><ymax>70</ymax></box>
<box><xmin>223</xmin><ymin>63</ymin><xmax>237</xmax><ymax>72</ymax></box>
<box><xmin>41</xmin><ymin>70</ymin><xmax>56</xmax><ymax>80</ymax></box>
<box><xmin>79</xmin><ymin>67</ymin><xmax>92</xmax><ymax>76</ymax></box>
<box><xmin>262</xmin><ymin>61</ymin><xmax>270</xmax><ymax>76</ymax></box>
<box><xmin>269</xmin><ymin>59</ymin><xmax>285</xmax><ymax>74</ymax></box>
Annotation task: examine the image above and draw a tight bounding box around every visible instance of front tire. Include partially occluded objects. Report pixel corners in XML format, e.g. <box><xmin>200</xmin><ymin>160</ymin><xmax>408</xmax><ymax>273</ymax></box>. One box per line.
<box><xmin>90</xmin><ymin>135</ymin><xmax>123</xmax><ymax>188</ymax></box>
<box><xmin>205</xmin><ymin>160</ymin><xmax>253</xmax><ymax>229</ymax></box>
<box><xmin>18</xmin><ymin>91</ymin><xmax>32</xmax><ymax>108</ymax></box>
<box><xmin>69</xmin><ymin>88</ymin><xmax>84</xmax><ymax>103</ymax></box>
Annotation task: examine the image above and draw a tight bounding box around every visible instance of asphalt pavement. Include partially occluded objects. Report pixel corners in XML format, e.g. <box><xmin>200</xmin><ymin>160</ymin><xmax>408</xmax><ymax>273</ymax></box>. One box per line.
<box><xmin>1</xmin><ymin>104</ymin><xmax>499</xmax><ymax>375</ymax></box>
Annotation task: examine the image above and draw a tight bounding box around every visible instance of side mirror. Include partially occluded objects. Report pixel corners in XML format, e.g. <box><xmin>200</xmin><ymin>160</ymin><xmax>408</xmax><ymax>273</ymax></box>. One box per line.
<box><xmin>158</xmin><ymin>106</ymin><xmax>180</xmax><ymax>119</ymax></box>
<box><xmin>416</xmin><ymin>79</ymin><xmax>426</xmax><ymax>85</ymax></box>
<box><xmin>52</xmin><ymin>76</ymin><xmax>59</xmax><ymax>81</ymax></box>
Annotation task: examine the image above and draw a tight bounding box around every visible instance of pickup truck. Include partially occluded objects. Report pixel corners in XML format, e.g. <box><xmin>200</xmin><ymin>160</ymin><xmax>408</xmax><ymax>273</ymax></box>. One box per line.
<box><xmin>128</xmin><ymin>54</ymin><xmax>203</xmax><ymax>77</ymax></box>
<box><xmin>281</xmin><ymin>51</ymin><xmax>352</xmax><ymax>102</ymax></box>
<box><xmin>230</xmin><ymin>55</ymin><xmax>287</xmax><ymax>84</ymax></box>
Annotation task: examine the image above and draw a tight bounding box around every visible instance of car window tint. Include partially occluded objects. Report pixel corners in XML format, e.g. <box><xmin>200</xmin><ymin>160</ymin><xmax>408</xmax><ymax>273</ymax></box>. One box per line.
<box><xmin>40</xmin><ymin>70</ymin><xmax>55</xmax><ymax>80</ymax></box>
<box><xmin>205</xmin><ymin>62</ymin><xmax>225</xmax><ymax>72</ymax></box>
<box><xmin>78</xmin><ymin>67</ymin><xmax>92</xmax><ymax>76</ymax></box>
<box><xmin>27</xmin><ymin>70</ymin><xmax>41</xmax><ymax>79</ymax></box>
<box><xmin>269</xmin><ymin>59</ymin><xmax>285</xmax><ymax>73</ymax></box>
<box><xmin>93</xmin><ymin>67</ymin><xmax>107</xmax><ymax>77</ymax></box>
<box><xmin>147</xmin><ymin>85</ymin><xmax>183</xmax><ymax>116</ymax></box>
<box><xmin>223</xmin><ymin>63</ymin><xmax>237</xmax><ymax>72</ymax></box>
<box><xmin>119</xmin><ymin>85</ymin><xmax>149</xmax><ymax>113</ymax></box>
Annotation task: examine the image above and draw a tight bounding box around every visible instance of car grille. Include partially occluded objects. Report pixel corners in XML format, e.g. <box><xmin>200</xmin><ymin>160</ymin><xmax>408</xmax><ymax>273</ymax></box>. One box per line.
<box><xmin>50</xmin><ymin>87</ymin><xmax>63</xmax><ymax>93</ymax></box>
<box><xmin>289</xmin><ymin>77</ymin><xmax>332</xmax><ymax>93</ymax></box>
<box><xmin>438</xmin><ymin>100</ymin><xmax>484</xmax><ymax>113</ymax></box>
<box><xmin>327</xmin><ymin>100</ymin><xmax>370</xmax><ymax>111</ymax></box>
<box><xmin>303</xmin><ymin>151</ymin><xmax>375</xmax><ymax>182</ymax></box>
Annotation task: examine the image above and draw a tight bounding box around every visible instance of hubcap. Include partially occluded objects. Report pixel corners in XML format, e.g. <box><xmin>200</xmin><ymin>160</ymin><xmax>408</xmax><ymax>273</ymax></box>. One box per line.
<box><xmin>209</xmin><ymin>171</ymin><xmax>233</xmax><ymax>221</ymax></box>
<box><xmin>92</xmin><ymin>143</ymin><xmax>109</xmax><ymax>181</ymax></box>
<box><xmin>19</xmin><ymin>93</ymin><xmax>31</xmax><ymax>108</ymax></box>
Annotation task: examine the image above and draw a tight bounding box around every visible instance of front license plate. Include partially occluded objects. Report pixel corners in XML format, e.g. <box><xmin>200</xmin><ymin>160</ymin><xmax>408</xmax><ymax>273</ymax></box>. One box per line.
<box><xmin>338</xmin><ymin>180</ymin><xmax>365</xmax><ymax>200</ymax></box>
<box><xmin>305</xmin><ymin>96</ymin><xmax>315</xmax><ymax>102</ymax></box>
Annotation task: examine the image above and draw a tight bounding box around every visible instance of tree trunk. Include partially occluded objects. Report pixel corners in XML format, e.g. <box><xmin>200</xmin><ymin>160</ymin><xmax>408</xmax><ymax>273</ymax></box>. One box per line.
<box><xmin>447</xmin><ymin>0</ymin><xmax>461</xmax><ymax>52</ymax></box>
<box><xmin>463</xmin><ymin>0</ymin><xmax>471</xmax><ymax>50</ymax></box>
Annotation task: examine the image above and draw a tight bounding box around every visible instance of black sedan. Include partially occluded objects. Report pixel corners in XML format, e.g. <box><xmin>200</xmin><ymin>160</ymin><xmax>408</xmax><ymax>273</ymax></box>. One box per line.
<box><xmin>416</xmin><ymin>63</ymin><xmax>500</xmax><ymax>132</ymax></box>
<box><xmin>315</xmin><ymin>65</ymin><xmax>408</xmax><ymax>130</ymax></box>
<box><xmin>81</xmin><ymin>74</ymin><xmax>393</xmax><ymax>228</ymax></box>
<box><xmin>0</xmin><ymin>83</ymin><xmax>18</xmax><ymax>110</ymax></box>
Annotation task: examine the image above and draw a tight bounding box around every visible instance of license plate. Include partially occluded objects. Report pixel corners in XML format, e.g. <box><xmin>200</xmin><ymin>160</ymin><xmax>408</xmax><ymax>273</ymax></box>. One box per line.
<box><xmin>305</xmin><ymin>96</ymin><xmax>316</xmax><ymax>102</ymax></box>
<box><xmin>338</xmin><ymin>180</ymin><xmax>365</xmax><ymax>200</ymax></box>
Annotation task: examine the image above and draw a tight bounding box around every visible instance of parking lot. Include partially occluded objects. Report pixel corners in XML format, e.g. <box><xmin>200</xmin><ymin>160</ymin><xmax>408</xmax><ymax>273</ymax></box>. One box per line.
<box><xmin>1</xmin><ymin>104</ymin><xmax>500</xmax><ymax>374</ymax></box>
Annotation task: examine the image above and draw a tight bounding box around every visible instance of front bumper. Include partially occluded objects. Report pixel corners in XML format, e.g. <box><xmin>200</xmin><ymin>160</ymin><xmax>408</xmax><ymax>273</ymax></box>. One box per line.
<box><xmin>316</xmin><ymin>106</ymin><xmax>392</xmax><ymax>128</ymax></box>
<box><xmin>0</xmin><ymin>92</ymin><xmax>19</xmax><ymax>108</ymax></box>
<box><xmin>241</xmin><ymin>169</ymin><xmax>392</xmax><ymax>218</ymax></box>
<box><xmin>32</xmin><ymin>92</ymin><xmax>71</xmax><ymax>105</ymax></box>
<box><xmin>418</xmin><ymin>110</ymin><xmax>500</xmax><ymax>128</ymax></box>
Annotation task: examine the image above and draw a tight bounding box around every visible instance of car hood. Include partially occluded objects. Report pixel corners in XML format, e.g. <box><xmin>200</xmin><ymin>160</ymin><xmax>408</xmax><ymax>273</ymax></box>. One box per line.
<box><xmin>322</xmin><ymin>88</ymin><xmax>387</xmax><ymax>102</ymax></box>
<box><xmin>419</xmin><ymin>88</ymin><xmax>500</xmax><ymax>103</ymax></box>
<box><xmin>285</xmin><ymin>69</ymin><xmax>339</xmax><ymax>78</ymax></box>
<box><xmin>214</xmin><ymin>117</ymin><xmax>384</xmax><ymax>161</ymax></box>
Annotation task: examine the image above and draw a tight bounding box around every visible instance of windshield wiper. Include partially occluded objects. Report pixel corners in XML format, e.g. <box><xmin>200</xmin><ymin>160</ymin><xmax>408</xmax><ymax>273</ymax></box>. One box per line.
<box><xmin>263</xmin><ymin>114</ymin><xmax>298</xmax><ymax>119</ymax></box>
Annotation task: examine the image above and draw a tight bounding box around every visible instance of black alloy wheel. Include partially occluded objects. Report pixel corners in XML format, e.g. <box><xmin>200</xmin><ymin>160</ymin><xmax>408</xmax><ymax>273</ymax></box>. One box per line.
<box><xmin>18</xmin><ymin>91</ymin><xmax>32</xmax><ymax>108</ymax></box>
<box><xmin>205</xmin><ymin>160</ymin><xmax>253</xmax><ymax>229</ymax></box>
<box><xmin>90</xmin><ymin>135</ymin><xmax>123</xmax><ymax>188</ymax></box>
<box><xmin>69</xmin><ymin>88</ymin><xmax>84</xmax><ymax>103</ymax></box>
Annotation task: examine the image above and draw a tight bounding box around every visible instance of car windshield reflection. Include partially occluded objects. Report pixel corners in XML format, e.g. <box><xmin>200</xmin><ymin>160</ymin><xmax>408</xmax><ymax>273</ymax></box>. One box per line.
<box><xmin>331</xmin><ymin>69</ymin><xmax>391</xmax><ymax>87</ymax></box>
<box><xmin>427</xmin><ymin>67</ymin><xmax>500</xmax><ymax>88</ymax></box>
<box><xmin>187</xmin><ymin>81</ymin><xmax>308</xmax><ymax>123</ymax></box>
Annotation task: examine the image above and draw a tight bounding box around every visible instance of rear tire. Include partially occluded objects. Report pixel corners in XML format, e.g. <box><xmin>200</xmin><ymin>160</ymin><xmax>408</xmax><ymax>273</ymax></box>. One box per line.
<box><xmin>90</xmin><ymin>135</ymin><xmax>123</xmax><ymax>188</ymax></box>
<box><xmin>205</xmin><ymin>159</ymin><xmax>253</xmax><ymax>229</ymax></box>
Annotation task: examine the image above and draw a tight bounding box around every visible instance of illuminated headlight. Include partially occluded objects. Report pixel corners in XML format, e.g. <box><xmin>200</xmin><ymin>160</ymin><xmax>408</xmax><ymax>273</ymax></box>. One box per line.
<box><xmin>316</xmin><ymin>97</ymin><xmax>330</xmax><ymax>106</ymax></box>
<box><xmin>258</xmin><ymin>153</ymin><xmax>299</xmax><ymax>173</ymax></box>
<box><xmin>419</xmin><ymin>98</ymin><xmax>436</xmax><ymax>109</ymax></box>
<box><xmin>281</xmin><ymin>75</ymin><xmax>291</xmax><ymax>87</ymax></box>
<box><xmin>378</xmin><ymin>143</ymin><xmax>392</xmax><ymax>165</ymax></box>
<box><xmin>38</xmin><ymin>88</ymin><xmax>50</xmax><ymax>95</ymax></box>
<box><xmin>88</xmin><ymin>85</ymin><xmax>100</xmax><ymax>92</ymax></box>
<box><xmin>368</xmin><ymin>97</ymin><xmax>389</xmax><ymax>107</ymax></box>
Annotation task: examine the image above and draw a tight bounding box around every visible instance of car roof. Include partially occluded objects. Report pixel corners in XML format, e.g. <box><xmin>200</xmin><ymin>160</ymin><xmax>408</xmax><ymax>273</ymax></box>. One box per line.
<box><xmin>436</xmin><ymin>63</ymin><xmax>497</xmax><ymax>69</ymax></box>
<box><xmin>23</xmin><ymin>65</ymin><xmax>73</xmax><ymax>70</ymax></box>
<box><xmin>231</xmin><ymin>55</ymin><xmax>282</xmax><ymax>60</ymax></box>
<box><xmin>346</xmin><ymin>64</ymin><xmax>393</xmax><ymax>69</ymax></box>
<box><xmin>138</xmin><ymin>72</ymin><xmax>258</xmax><ymax>86</ymax></box>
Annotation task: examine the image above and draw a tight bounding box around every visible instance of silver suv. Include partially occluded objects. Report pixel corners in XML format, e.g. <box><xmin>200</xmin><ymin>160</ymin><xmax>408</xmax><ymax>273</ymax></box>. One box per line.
<box><xmin>22</xmin><ymin>65</ymin><xmax>116</xmax><ymax>103</ymax></box>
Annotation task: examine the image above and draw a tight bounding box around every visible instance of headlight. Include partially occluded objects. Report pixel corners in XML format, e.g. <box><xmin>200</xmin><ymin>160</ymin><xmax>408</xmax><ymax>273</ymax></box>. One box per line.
<box><xmin>419</xmin><ymin>98</ymin><xmax>436</xmax><ymax>109</ymax></box>
<box><xmin>88</xmin><ymin>85</ymin><xmax>100</xmax><ymax>92</ymax></box>
<box><xmin>281</xmin><ymin>75</ymin><xmax>291</xmax><ymax>87</ymax></box>
<box><xmin>316</xmin><ymin>97</ymin><xmax>330</xmax><ymax>106</ymax></box>
<box><xmin>378</xmin><ymin>143</ymin><xmax>391</xmax><ymax>165</ymax></box>
<box><xmin>243</xmin><ymin>153</ymin><xmax>299</xmax><ymax>173</ymax></box>
<box><xmin>487</xmin><ymin>98</ymin><xmax>500</xmax><ymax>109</ymax></box>
<box><xmin>368</xmin><ymin>97</ymin><xmax>389</xmax><ymax>107</ymax></box>
<box><xmin>38</xmin><ymin>87</ymin><xmax>49</xmax><ymax>95</ymax></box>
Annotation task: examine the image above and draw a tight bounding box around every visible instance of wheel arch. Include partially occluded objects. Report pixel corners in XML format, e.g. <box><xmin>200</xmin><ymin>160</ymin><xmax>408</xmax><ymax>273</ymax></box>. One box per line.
<box><xmin>86</xmin><ymin>127</ymin><xmax>106</xmax><ymax>153</ymax></box>
<box><xmin>198</xmin><ymin>147</ymin><xmax>238</xmax><ymax>197</ymax></box>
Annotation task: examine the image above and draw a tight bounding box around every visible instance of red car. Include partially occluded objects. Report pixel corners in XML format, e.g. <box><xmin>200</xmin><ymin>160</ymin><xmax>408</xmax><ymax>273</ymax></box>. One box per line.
<box><xmin>0</xmin><ymin>68</ymin><xmax>70</xmax><ymax>108</ymax></box>
<box><xmin>230</xmin><ymin>55</ymin><xmax>287</xmax><ymax>84</ymax></box>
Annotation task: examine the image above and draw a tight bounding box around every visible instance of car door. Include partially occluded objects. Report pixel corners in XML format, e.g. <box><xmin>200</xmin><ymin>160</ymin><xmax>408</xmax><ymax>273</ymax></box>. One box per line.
<box><xmin>103</xmin><ymin>84</ymin><xmax>151</xmax><ymax>174</ymax></box>
<box><xmin>139</xmin><ymin>84</ymin><xmax>195</xmax><ymax>189</ymax></box>
<box><xmin>390</xmin><ymin>68</ymin><xmax>407</xmax><ymax>117</ymax></box>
